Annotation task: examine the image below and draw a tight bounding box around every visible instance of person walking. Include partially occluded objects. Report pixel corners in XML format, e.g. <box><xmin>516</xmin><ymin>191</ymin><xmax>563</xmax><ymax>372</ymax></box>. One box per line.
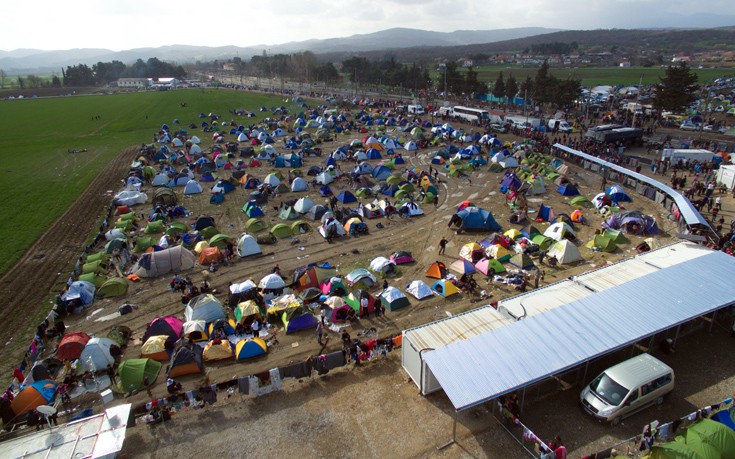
<box><xmin>316</xmin><ymin>321</ymin><xmax>323</xmax><ymax>346</ymax></box>
<box><xmin>438</xmin><ymin>237</ymin><xmax>448</xmax><ymax>255</ymax></box>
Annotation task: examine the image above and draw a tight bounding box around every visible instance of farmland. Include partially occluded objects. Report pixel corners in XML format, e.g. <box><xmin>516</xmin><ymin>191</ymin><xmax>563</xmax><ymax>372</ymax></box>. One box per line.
<box><xmin>468</xmin><ymin>65</ymin><xmax>735</xmax><ymax>87</ymax></box>
<box><xmin>0</xmin><ymin>90</ymin><xmax>306</xmax><ymax>275</ymax></box>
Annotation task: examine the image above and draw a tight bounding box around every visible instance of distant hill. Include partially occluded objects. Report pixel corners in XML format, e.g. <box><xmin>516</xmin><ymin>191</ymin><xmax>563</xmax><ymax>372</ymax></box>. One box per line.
<box><xmin>334</xmin><ymin>27</ymin><xmax>735</xmax><ymax>62</ymax></box>
<box><xmin>0</xmin><ymin>27</ymin><xmax>558</xmax><ymax>74</ymax></box>
<box><xmin>1</xmin><ymin>26</ymin><xmax>734</xmax><ymax>75</ymax></box>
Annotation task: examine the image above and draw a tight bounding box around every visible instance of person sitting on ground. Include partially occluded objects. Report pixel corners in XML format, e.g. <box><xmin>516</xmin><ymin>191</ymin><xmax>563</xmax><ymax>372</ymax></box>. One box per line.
<box><xmin>166</xmin><ymin>378</ymin><xmax>182</xmax><ymax>394</ymax></box>
<box><xmin>547</xmin><ymin>255</ymin><xmax>558</xmax><ymax>267</ymax></box>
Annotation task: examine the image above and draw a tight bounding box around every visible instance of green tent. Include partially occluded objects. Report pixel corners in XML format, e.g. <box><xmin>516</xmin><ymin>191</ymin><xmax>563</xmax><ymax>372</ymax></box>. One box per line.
<box><xmin>97</xmin><ymin>277</ymin><xmax>129</xmax><ymax>298</ymax></box>
<box><xmin>399</xmin><ymin>183</ymin><xmax>416</xmax><ymax>193</ymax></box>
<box><xmin>279</xmin><ymin>206</ymin><xmax>299</xmax><ymax>220</ymax></box>
<box><xmin>166</xmin><ymin>222</ymin><xmax>188</xmax><ymax>236</ymax></box>
<box><xmin>291</xmin><ymin>220</ymin><xmax>311</xmax><ymax>234</ymax></box>
<box><xmin>133</xmin><ymin>237</ymin><xmax>153</xmax><ymax>253</ymax></box>
<box><xmin>422</xmin><ymin>192</ymin><xmax>436</xmax><ymax>204</ymax></box>
<box><xmin>144</xmin><ymin>220</ymin><xmax>165</xmax><ymax>234</ymax></box>
<box><xmin>209</xmin><ymin>233</ymin><xmax>234</xmax><ymax>249</ymax></box>
<box><xmin>683</xmin><ymin>418</ymin><xmax>735</xmax><ymax>457</ymax></box>
<box><xmin>355</xmin><ymin>188</ymin><xmax>373</xmax><ymax>198</ymax></box>
<box><xmin>79</xmin><ymin>272</ymin><xmax>106</xmax><ymax>288</ymax></box>
<box><xmin>107</xmin><ymin>325</ymin><xmax>132</xmax><ymax>347</ymax></box>
<box><xmin>586</xmin><ymin>235</ymin><xmax>617</xmax><ymax>252</ymax></box>
<box><xmin>603</xmin><ymin>228</ymin><xmax>628</xmax><ymax>244</ymax></box>
<box><xmin>489</xmin><ymin>163</ymin><xmax>504</xmax><ymax>172</ymax></box>
<box><xmin>83</xmin><ymin>260</ymin><xmax>108</xmax><ymax>275</ymax></box>
<box><xmin>86</xmin><ymin>252</ymin><xmax>108</xmax><ymax>263</ymax></box>
<box><xmin>105</xmin><ymin>238</ymin><xmax>127</xmax><ymax>254</ymax></box>
<box><xmin>531</xmin><ymin>234</ymin><xmax>554</xmax><ymax>251</ymax></box>
<box><xmin>245</xmin><ymin>218</ymin><xmax>267</xmax><ymax>233</ymax></box>
<box><xmin>271</xmin><ymin>223</ymin><xmax>293</xmax><ymax>239</ymax></box>
<box><xmin>570</xmin><ymin>196</ymin><xmax>594</xmax><ymax>209</ymax></box>
<box><xmin>386</xmin><ymin>175</ymin><xmax>402</xmax><ymax>185</ymax></box>
<box><xmin>115</xmin><ymin>220</ymin><xmax>133</xmax><ymax>231</ymax></box>
<box><xmin>199</xmin><ymin>226</ymin><xmax>219</xmax><ymax>239</ymax></box>
<box><xmin>119</xmin><ymin>211</ymin><xmax>137</xmax><ymax>222</ymax></box>
<box><xmin>117</xmin><ymin>358</ymin><xmax>161</xmax><ymax>393</ymax></box>
<box><xmin>646</xmin><ymin>418</ymin><xmax>735</xmax><ymax>458</ymax></box>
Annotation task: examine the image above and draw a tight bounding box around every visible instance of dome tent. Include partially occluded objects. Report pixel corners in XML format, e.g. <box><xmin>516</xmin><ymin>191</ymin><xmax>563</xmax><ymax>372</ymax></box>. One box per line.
<box><xmin>236</xmin><ymin>233</ymin><xmax>262</xmax><ymax>257</ymax></box>
<box><xmin>117</xmin><ymin>358</ymin><xmax>161</xmax><ymax>393</ymax></box>
<box><xmin>380</xmin><ymin>286</ymin><xmax>410</xmax><ymax>311</ymax></box>
<box><xmin>167</xmin><ymin>343</ymin><xmax>204</xmax><ymax>378</ymax></box>
<box><xmin>185</xmin><ymin>294</ymin><xmax>226</xmax><ymax>323</ymax></box>
<box><xmin>79</xmin><ymin>337</ymin><xmax>119</xmax><ymax>372</ymax></box>
<box><xmin>406</xmin><ymin>280</ymin><xmax>433</xmax><ymax>300</ymax></box>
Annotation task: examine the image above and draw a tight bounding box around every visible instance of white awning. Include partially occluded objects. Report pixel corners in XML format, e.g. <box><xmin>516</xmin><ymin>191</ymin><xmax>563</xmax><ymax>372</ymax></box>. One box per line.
<box><xmin>423</xmin><ymin>245</ymin><xmax>735</xmax><ymax>411</ymax></box>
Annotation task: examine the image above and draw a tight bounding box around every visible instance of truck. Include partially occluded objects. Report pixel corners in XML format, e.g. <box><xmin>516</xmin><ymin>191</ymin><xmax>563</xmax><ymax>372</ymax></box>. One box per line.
<box><xmin>585</xmin><ymin>124</ymin><xmax>644</xmax><ymax>145</ymax></box>
<box><xmin>505</xmin><ymin>115</ymin><xmax>541</xmax><ymax>130</ymax></box>
<box><xmin>661</xmin><ymin>148</ymin><xmax>719</xmax><ymax>165</ymax></box>
<box><xmin>624</xmin><ymin>102</ymin><xmax>644</xmax><ymax>116</ymax></box>
<box><xmin>407</xmin><ymin>104</ymin><xmax>425</xmax><ymax>115</ymax></box>
<box><xmin>547</xmin><ymin>119</ymin><xmax>573</xmax><ymax>133</ymax></box>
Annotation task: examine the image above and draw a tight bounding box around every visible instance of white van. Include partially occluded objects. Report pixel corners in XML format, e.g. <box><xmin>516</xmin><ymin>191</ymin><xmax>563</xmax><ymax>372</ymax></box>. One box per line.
<box><xmin>407</xmin><ymin>104</ymin><xmax>425</xmax><ymax>115</ymax></box>
<box><xmin>548</xmin><ymin>119</ymin><xmax>573</xmax><ymax>133</ymax></box>
<box><xmin>580</xmin><ymin>354</ymin><xmax>674</xmax><ymax>425</ymax></box>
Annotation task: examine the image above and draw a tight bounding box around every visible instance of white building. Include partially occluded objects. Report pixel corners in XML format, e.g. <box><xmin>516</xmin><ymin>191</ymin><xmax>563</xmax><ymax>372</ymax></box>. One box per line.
<box><xmin>116</xmin><ymin>78</ymin><xmax>151</xmax><ymax>89</ymax></box>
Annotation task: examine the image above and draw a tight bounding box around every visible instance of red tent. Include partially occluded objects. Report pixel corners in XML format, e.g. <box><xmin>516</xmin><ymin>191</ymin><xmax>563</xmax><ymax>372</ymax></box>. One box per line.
<box><xmin>56</xmin><ymin>332</ymin><xmax>91</xmax><ymax>361</ymax></box>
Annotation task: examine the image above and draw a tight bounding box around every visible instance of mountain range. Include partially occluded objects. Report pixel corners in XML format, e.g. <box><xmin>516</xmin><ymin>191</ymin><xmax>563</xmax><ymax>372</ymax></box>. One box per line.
<box><xmin>0</xmin><ymin>27</ymin><xmax>559</xmax><ymax>74</ymax></box>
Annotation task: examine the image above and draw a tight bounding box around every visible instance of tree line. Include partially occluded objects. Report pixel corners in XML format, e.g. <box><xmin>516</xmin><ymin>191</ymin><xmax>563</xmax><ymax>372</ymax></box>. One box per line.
<box><xmin>61</xmin><ymin>57</ymin><xmax>187</xmax><ymax>87</ymax></box>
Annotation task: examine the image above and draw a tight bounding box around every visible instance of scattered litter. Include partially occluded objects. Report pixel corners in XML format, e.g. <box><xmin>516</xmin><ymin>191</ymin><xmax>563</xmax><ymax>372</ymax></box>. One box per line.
<box><xmin>291</xmin><ymin>342</ymin><xmax>299</xmax><ymax>348</ymax></box>
<box><xmin>445</xmin><ymin>311</ymin><xmax>453</xmax><ymax>317</ymax></box>
<box><xmin>298</xmin><ymin>246</ymin><xmax>305</xmax><ymax>251</ymax></box>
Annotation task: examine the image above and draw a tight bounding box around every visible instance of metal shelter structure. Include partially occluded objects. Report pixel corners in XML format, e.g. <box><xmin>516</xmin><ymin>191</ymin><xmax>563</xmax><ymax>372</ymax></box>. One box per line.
<box><xmin>405</xmin><ymin>243</ymin><xmax>735</xmax><ymax>445</ymax></box>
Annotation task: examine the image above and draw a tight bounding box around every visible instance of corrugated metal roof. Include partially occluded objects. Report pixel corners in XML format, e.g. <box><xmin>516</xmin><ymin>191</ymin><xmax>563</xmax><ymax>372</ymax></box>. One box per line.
<box><xmin>423</xmin><ymin>244</ymin><xmax>735</xmax><ymax>411</ymax></box>
<box><xmin>405</xmin><ymin>306</ymin><xmax>510</xmax><ymax>350</ymax></box>
<box><xmin>553</xmin><ymin>144</ymin><xmax>710</xmax><ymax>227</ymax></box>
<box><xmin>499</xmin><ymin>280</ymin><xmax>593</xmax><ymax>319</ymax></box>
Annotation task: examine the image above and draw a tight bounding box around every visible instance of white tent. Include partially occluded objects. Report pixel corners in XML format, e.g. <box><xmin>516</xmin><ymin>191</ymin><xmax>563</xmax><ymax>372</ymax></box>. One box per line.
<box><xmin>525</xmin><ymin>177</ymin><xmax>546</xmax><ymax>195</ymax></box>
<box><xmin>263</xmin><ymin>173</ymin><xmax>281</xmax><ymax>187</ymax></box>
<box><xmin>319</xmin><ymin>218</ymin><xmax>346</xmax><ymax>239</ymax></box>
<box><xmin>272</xmin><ymin>128</ymin><xmax>286</xmax><ymax>137</ymax></box>
<box><xmin>543</xmin><ymin>222</ymin><xmax>575</xmax><ymax>242</ymax></box>
<box><xmin>184</xmin><ymin>180</ymin><xmax>203</xmax><ymax>195</ymax></box>
<box><xmin>354</xmin><ymin>162</ymin><xmax>372</xmax><ymax>175</ymax></box>
<box><xmin>185</xmin><ymin>293</ymin><xmax>226</xmax><ymax>323</ymax></box>
<box><xmin>406</xmin><ymin>280</ymin><xmax>433</xmax><ymax>300</ymax></box>
<box><xmin>354</xmin><ymin>151</ymin><xmax>368</xmax><ymax>162</ymax></box>
<box><xmin>189</xmin><ymin>144</ymin><xmax>203</xmax><ymax>155</ymax></box>
<box><xmin>291</xmin><ymin>177</ymin><xmax>308</xmax><ymax>192</ymax></box>
<box><xmin>172</xmin><ymin>138</ymin><xmax>184</xmax><ymax>147</ymax></box>
<box><xmin>236</xmin><ymin>233</ymin><xmax>262</xmax><ymax>257</ymax></box>
<box><xmin>592</xmin><ymin>192</ymin><xmax>609</xmax><ymax>209</ymax></box>
<box><xmin>316</xmin><ymin>169</ymin><xmax>339</xmax><ymax>185</ymax></box>
<box><xmin>259</xmin><ymin>273</ymin><xmax>286</xmax><ymax>290</ymax></box>
<box><xmin>79</xmin><ymin>337</ymin><xmax>118</xmax><ymax>372</ymax></box>
<box><xmin>189</xmin><ymin>136</ymin><xmax>201</xmax><ymax>145</ymax></box>
<box><xmin>183</xmin><ymin>320</ymin><xmax>207</xmax><ymax>339</ymax></box>
<box><xmin>499</xmin><ymin>157</ymin><xmax>519</xmax><ymax>169</ymax></box>
<box><xmin>237</xmin><ymin>132</ymin><xmax>249</xmax><ymax>142</ymax></box>
<box><xmin>230</xmin><ymin>279</ymin><xmax>257</xmax><ymax>294</ymax></box>
<box><xmin>547</xmin><ymin>240</ymin><xmax>583</xmax><ymax>264</ymax></box>
<box><xmin>133</xmin><ymin>245</ymin><xmax>196</xmax><ymax>278</ymax></box>
<box><xmin>294</xmin><ymin>197</ymin><xmax>315</xmax><ymax>213</ymax></box>
<box><xmin>114</xmin><ymin>190</ymin><xmax>148</xmax><ymax>206</ymax></box>
<box><xmin>404</xmin><ymin>141</ymin><xmax>418</xmax><ymax>151</ymax></box>
<box><xmin>400</xmin><ymin>201</ymin><xmax>423</xmax><ymax>217</ymax></box>
<box><xmin>105</xmin><ymin>228</ymin><xmax>126</xmax><ymax>241</ymax></box>
<box><xmin>369</xmin><ymin>256</ymin><xmax>396</xmax><ymax>275</ymax></box>
<box><xmin>151</xmin><ymin>173</ymin><xmax>170</xmax><ymax>187</ymax></box>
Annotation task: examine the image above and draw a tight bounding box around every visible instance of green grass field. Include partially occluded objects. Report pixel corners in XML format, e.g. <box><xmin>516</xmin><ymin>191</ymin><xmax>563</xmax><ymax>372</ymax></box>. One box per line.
<box><xmin>463</xmin><ymin>65</ymin><xmax>735</xmax><ymax>87</ymax></box>
<box><xmin>0</xmin><ymin>89</ymin><xmax>309</xmax><ymax>275</ymax></box>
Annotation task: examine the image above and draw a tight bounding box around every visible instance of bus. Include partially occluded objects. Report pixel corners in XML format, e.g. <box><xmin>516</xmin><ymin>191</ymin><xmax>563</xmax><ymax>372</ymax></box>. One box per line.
<box><xmin>451</xmin><ymin>106</ymin><xmax>490</xmax><ymax>123</ymax></box>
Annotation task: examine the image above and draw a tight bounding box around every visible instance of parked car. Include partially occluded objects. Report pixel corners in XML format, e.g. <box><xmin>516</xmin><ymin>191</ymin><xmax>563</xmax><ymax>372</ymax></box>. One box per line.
<box><xmin>679</xmin><ymin>121</ymin><xmax>699</xmax><ymax>131</ymax></box>
<box><xmin>703</xmin><ymin>125</ymin><xmax>727</xmax><ymax>134</ymax></box>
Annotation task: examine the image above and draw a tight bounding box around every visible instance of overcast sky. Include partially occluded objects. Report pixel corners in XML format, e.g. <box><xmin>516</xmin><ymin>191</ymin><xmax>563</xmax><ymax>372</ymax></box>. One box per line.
<box><xmin>3</xmin><ymin>0</ymin><xmax>733</xmax><ymax>51</ymax></box>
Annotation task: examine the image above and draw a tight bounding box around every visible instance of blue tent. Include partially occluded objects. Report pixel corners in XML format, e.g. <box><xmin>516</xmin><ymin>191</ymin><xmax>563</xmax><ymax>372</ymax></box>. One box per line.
<box><xmin>319</xmin><ymin>185</ymin><xmax>333</xmax><ymax>196</ymax></box>
<box><xmin>243</xmin><ymin>201</ymin><xmax>265</xmax><ymax>217</ymax></box>
<box><xmin>605</xmin><ymin>184</ymin><xmax>632</xmax><ymax>202</ymax></box>
<box><xmin>210</xmin><ymin>193</ymin><xmax>225</xmax><ymax>204</ymax></box>
<box><xmin>381</xmin><ymin>184</ymin><xmax>400</xmax><ymax>196</ymax></box>
<box><xmin>283</xmin><ymin>308</ymin><xmax>318</xmax><ymax>334</ymax></box>
<box><xmin>366</xmin><ymin>148</ymin><xmax>382</xmax><ymax>159</ymax></box>
<box><xmin>538</xmin><ymin>204</ymin><xmax>554</xmax><ymax>222</ymax></box>
<box><xmin>371</xmin><ymin>165</ymin><xmax>392</xmax><ymax>181</ymax></box>
<box><xmin>336</xmin><ymin>190</ymin><xmax>357</xmax><ymax>203</ymax></box>
<box><xmin>556</xmin><ymin>184</ymin><xmax>579</xmax><ymax>196</ymax></box>
<box><xmin>500</xmin><ymin>172</ymin><xmax>522</xmax><ymax>190</ymax></box>
<box><xmin>455</xmin><ymin>207</ymin><xmax>502</xmax><ymax>232</ymax></box>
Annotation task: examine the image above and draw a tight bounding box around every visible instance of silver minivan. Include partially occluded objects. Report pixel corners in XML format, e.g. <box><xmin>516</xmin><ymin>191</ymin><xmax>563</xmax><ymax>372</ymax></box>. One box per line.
<box><xmin>580</xmin><ymin>354</ymin><xmax>674</xmax><ymax>425</ymax></box>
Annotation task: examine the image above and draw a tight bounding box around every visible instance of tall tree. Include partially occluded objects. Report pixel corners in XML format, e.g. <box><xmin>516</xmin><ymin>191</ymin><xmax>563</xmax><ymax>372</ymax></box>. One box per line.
<box><xmin>653</xmin><ymin>62</ymin><xmax>699</xmax><ymax>113</ymax></box>
<box><xmin>533</xmin><ymin>60</ymin><xmax>556</xmax><ymax>106</ymax></box>
<box><xmin>505</xmin><ymin>74</ymin><xmax>518</xmax><ymax>100</ymax></box>
<box><xmin>0</xmin><ymin>69</ymin><xmax>5</xmax><ymax>88</ymax></box>
<box><xmin>492</xmin><ymin>72</ymin><xmax>505</xmax><ymax>100</ymax></box>
<box><xmin>462</xmin><ymin>66</ymin><xmax>485</xmax><ymax>96</ymax></box>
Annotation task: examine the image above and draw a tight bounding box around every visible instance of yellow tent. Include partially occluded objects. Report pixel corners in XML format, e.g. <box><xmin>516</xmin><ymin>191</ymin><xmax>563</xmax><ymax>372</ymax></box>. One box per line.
<box><xmin>203</xmin><ymin>340</ymin><xmax>234</xmax><ymax>361</ymax></box>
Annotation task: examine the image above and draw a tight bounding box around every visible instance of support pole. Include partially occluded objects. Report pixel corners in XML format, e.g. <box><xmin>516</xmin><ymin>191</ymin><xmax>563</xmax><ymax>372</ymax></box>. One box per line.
<box><xmin>438</xmin><ymin>410</ymin><xmax>458</xmax><ymax>450</ymax></box>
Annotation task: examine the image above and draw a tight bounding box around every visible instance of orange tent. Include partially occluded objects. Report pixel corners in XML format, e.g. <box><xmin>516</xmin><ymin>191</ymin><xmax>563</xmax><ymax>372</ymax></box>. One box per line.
<box><xmin>56</xmin><ymin>332</ymin><xmax>91</xmax><ymax>361</ymax></box>
<box><xmin>197</xmin><ymin>247</ymin><xmax>223</xmax><ymax>265</ymax></box>
<box><xmin>11</xmin><ymin>380</ymin><xmax>58</xmax><ymax>417</ymax></box>
<box><xmin>425</xmin><ymin>261</ymin><xmax>448</xmax><ymax>279</ymax></box>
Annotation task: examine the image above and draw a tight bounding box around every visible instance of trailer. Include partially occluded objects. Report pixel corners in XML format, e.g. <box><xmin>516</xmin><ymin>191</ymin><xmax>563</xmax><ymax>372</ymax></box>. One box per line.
<box><xmin>585</xmin><ymin>125</ymin><xmax>643</xmax><ymax>144</ymax></box>
<box><xmin>662</xmin><ymin>148</ymin><xmax>719</xmax><ymax>165</ymax></box>
<box><xmin>505</xmin><ymin>115</ymin><xmax>541</xmax><ymax>130</ymax></box>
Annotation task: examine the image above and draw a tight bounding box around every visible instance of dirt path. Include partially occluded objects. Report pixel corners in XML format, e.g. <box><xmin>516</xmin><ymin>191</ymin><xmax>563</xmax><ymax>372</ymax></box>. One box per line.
<box><xmin>0</xmin><ymin>146</ymin><xmax>136</xmax><ymax>376</ymax></box>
